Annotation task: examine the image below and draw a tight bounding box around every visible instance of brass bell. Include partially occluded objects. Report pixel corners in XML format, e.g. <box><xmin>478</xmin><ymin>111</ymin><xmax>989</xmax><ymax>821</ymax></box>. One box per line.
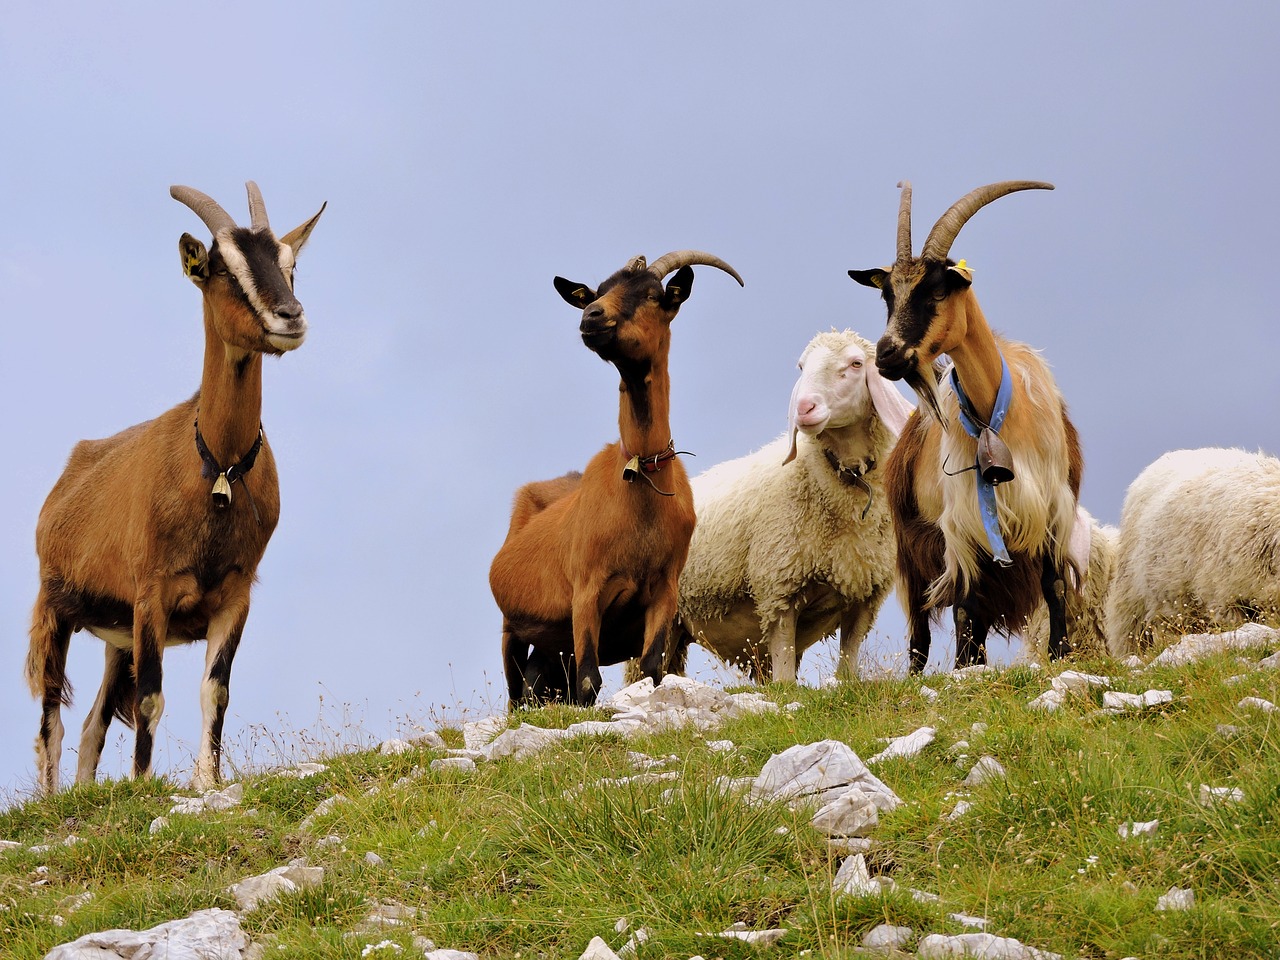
<box><xmin>622</xmin><ymin>455</ymin><xmax>642</xmax><ymax>483</ymax></box>
<box><xmin>212</xmin><ymin>472</ymin><xmax>232</xmax><ymax>507</ymax></box>
<box><xmin>976</xmin><ymin>428</ymin><xmax>1015</xmax><ymax>485</ymax></box>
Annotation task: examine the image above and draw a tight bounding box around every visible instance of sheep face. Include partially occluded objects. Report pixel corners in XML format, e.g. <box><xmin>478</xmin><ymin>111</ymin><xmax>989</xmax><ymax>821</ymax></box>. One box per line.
<box><xmin>553</xmin><ymin>259</ymin><xmax>694</xmax><ymax>367</ymax></box>
<box><xmin>790</xmin><ymin>335</ymin><xmax>877</xmax><ymax>438</ymax></box>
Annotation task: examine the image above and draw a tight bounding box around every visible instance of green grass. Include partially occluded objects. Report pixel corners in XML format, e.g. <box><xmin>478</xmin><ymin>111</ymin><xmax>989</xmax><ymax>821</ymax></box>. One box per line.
<box><xmin>2</xmin><ymin>647</ymin><xmax>1279</xmax><ymax>959</ymax></box>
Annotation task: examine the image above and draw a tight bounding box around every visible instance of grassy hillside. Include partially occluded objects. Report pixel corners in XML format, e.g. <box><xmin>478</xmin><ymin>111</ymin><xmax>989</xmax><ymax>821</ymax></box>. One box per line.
<box><xmin>2</xmin><ymin>644</ymin><xmax>1279</xmax><ymax>959</ymax></box>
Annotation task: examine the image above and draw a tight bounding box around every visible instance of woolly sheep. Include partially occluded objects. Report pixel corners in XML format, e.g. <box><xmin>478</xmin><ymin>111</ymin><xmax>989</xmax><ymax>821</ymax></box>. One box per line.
<box><xmin>669</xmin><ymin>329</ymin><xmax>916</xmax><ymax>683</ymax></box>
<box><xmin>1105</xmin><ymin>447</ymin><xmax>1280</xmax><ymax>656</ymax></box>
<box><xmin>1020</xmin><ymin>508</ymin><xmax>1118</xmax><ymax>662</ymax></box>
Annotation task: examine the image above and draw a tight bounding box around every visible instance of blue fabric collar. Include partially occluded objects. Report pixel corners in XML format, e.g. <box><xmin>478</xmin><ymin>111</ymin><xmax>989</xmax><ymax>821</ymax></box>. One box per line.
<box><xmin>949</xmin><ymin>355</ymin><xmax>1014</xmax><ymax>567</ymax></box>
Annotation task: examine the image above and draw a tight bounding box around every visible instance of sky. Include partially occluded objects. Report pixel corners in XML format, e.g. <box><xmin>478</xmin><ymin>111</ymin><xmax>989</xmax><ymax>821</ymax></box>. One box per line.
<box><xmin>2</xmin><ymin>2</ymin><xmax>1277</xmax><ymax>801</ymax></box>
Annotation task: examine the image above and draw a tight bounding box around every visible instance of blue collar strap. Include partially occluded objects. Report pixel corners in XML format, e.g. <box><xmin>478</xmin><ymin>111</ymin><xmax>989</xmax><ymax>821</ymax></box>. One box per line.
<box><xmin>949</xmin><ymin>355</ymin><xmax>1014</xmax><ymax>567</ymax></box>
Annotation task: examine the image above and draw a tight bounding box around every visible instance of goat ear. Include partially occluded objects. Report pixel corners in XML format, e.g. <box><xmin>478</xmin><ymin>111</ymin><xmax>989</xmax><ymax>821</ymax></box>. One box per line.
<box><xmin>848</xmin><ymin>268</ymin><xmax>889</xmax><ymax>289</ymax></box>
<box><xmin>280</xmin><ymin>202</ymin><xmax>327</xmax><ymax>256</ymax></box>
<box><xmin>663</xmin><ymin>266</ymin><xmax>695</xmax><ymax>310</ymax></box>
<box><xmin>179</xmin><ymin>233</ymin><xmax>209</xmax><ymax>284</ymax></box>
<box><xmin>553</xmin><ymin>276</ymin><xmax>596</xmax><ymax>308</ymax></box>
<box><xmin>946</xmin><ymin>260</ymin><xmax>973</xmax><ymax>287</ymax></box>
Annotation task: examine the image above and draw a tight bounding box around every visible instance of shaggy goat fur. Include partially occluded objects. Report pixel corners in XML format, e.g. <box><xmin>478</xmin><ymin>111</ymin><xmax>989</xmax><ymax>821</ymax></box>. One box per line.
<box><xmin>1105</xmin><ymin>448</ymin><xmax>1280</xmax><ymax>656</ymax></box>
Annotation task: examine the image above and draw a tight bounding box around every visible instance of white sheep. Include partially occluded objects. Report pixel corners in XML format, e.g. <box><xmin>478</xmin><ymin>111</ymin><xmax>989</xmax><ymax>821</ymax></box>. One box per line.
<box><xmin>1019</xmin><ymin>508</ymin><xmax>1118</xmax><ymax>662</ymax></box>
<box><xmin>670</xmin><ymin>329</ymin><xmax>916</xmax><ymax>683</ymax></box>
<box><xmin>1105</xmin><ymin>447</ymin><xmax>1280</xmax><ymax>656</ymax></box>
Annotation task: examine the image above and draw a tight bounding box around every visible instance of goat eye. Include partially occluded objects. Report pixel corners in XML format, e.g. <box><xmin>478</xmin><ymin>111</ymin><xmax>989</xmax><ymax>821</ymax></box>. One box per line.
<box><xmin>932</xmin><ymin>288</ymin><xmax>948</xmax><ymax>301</ymax></box>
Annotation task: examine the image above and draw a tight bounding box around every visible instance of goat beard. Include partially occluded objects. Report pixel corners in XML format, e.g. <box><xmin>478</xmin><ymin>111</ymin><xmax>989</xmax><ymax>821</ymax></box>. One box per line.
<box><xmin>905</xmin><ymin>364</ymin><xmax>948</xmax><ymax>426</ymax></box>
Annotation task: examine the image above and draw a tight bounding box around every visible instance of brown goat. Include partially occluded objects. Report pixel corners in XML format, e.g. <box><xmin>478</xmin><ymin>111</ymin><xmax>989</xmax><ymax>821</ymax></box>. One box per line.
<box><xmin>490</xmin><ymin>252</ymin><xmax>743</xmax><ymax>707</ymax></box>
<box><xmin>849</xmin><ymin>181</ymin><xmax>1084</xmax><ymax>671</ymax></box>
<box><xmin>26</xmin><ymin>182</ymin><xmax>325</xmax><ymax>793</ymax></box>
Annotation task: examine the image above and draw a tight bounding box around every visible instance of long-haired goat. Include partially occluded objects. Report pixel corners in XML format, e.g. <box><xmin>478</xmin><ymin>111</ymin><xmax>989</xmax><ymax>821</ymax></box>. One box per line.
<box><xmin>27</xmin><ymin>182</ymin><xmax>325</xmax><ymax>793</ymax></box>
<box><xmin>849</xmin><ymin>181</ymin><xmax>1085</xmax><ymax>671</ymax></box>
<box><xmin>489</xmin><ymin>251</ymin><xmax>743</xmax><ymax>707</ymax></box>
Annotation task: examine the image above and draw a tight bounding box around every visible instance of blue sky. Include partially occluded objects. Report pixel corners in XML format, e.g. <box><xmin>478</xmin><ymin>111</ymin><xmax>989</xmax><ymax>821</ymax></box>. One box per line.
<box><xmin>2</xmin><ymin>2</ymin><xmax>1277</xmax><ymax>799</ymax></box>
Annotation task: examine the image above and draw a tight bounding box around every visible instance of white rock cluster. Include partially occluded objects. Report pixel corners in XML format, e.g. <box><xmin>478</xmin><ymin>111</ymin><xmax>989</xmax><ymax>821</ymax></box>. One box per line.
<box><xmin>43</xmin><ymin>908</ymin><xmax>251</xmax><ymax>960</ymax></box>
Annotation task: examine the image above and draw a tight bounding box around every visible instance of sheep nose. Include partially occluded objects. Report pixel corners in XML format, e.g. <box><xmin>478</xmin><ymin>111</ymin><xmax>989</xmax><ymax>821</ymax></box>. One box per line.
<box><xmin>796</xmin><ymin>397</ymin><xmax>818</xmax><ymax>418</ymax></box>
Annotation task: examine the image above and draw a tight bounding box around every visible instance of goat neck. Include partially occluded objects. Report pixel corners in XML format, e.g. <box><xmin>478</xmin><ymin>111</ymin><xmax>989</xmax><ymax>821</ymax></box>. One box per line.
<box><xmin>197</xmin><ymin>310</ymin><xmax>264</xmax><ymax>469</ymax></box>
<box><xmin>616</xmin><ymin>353</ymin><xmax>673</xmax><ymax>462</ymax></box>
<box><xmin>938</xmin><ymin>294</ymin><xmax>1006</xmax><ymax>424</ymax></box>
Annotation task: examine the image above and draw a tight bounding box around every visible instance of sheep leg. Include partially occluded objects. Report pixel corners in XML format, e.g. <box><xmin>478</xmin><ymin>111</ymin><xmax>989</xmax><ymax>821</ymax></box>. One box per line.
<box><xmin>838</xmin><ymin>590</ymin><xmax>885</xmax><ymax>682</ymax></box>
<box><xmin>954</xmin><ymin>604</ymin><xmax>989</xmax><ymax>668</ymax></box>
<box><xmin>766</xmin><ymin>608</ymin><xmax>800</xmax><ymax>683</ymax></box>
<box><xmin>1040</xmin><ymin>554</ymin><xmax>1071</xmax><ymax>661</ymax></box>
<box><xmin>29</xmin><ymin>588</ymin><xmax>72</xmax><ymax>795</ymax></box>
<box><xmin>76</xmin><ymin>645</ymin><xmax>134</xmax><ymax>785</ymax></box>
<box><xmin>131</xmin><ymin>596</ymin><xmax>168</xmax><ymax>779</ymax></box>
<box><xmin>193</xmin><ymin>593</ymin><xmax>249</xmax><ymax>790</ymax></box>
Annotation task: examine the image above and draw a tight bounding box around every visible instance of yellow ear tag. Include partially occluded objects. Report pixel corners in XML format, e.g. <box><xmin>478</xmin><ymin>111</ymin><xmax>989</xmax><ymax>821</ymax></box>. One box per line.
<box><xmin>952</xmin><ymin>258</ymin><xmax>973</xmax><ymax>281</ymax></box>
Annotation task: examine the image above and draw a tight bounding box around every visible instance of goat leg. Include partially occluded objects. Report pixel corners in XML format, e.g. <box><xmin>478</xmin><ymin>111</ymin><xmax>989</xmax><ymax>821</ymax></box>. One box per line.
<box><xmin>194</xmin><ymin>593</ymin><xmax>249</xmax><ymax>790</ymax></box>
<box><xmin>76</xmin><ymin>645</ymin><xmax>133</xmax><ymax>785</ymax></box>
<box><xmin>131</xmin><ymin>598</ymin><xmax>168</xmax><ymax>779</ymax></box>
<box><xmin>28</xmin><ymin>588</ymin><xmax>72</xmax><ymax>795</ymax></box>
<box><xmin>954</xmin><ymin>604</ymin><xmax>989</xmax><ymax>668</ymax></box>
<box><xmin>1041</xmin><ymin>553</ymin><xmax>1071</xmax><ymax>661</ymax></box>
<box><xmin>571</xmin><ymin>594</ymin><xmax>604</xmax><ymax>706</ymax></box>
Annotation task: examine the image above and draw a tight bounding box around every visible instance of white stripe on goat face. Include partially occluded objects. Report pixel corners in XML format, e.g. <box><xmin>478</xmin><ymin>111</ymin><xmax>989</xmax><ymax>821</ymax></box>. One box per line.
<box><xmin>791</xmin><ymin>341</ymin><xmax>873</xmax><ymax>436</ymax></box>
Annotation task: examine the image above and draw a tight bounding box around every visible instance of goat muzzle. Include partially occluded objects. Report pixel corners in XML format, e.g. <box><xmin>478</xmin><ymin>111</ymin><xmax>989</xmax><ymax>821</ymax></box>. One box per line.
<box><xmin>977</xmin><ymin>428</ymin><xmax>1015</xmax><ymax>485</ymax></box>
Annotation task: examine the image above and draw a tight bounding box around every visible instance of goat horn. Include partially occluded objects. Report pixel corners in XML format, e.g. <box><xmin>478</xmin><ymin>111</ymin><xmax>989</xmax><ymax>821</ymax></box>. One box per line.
<box><xmin>170</xmin><ymin>185</ymin><xmax>238</xmax><ymax>236</ymax></box>
<box><xmin>896</xmin><ymin>180</ymin><xmax>913</xmax><ymax>262</ymax></box>
<box><xmin>920</xmin><ymin>180</ymin><xmax>1054</xmax><ymax>262</ymax></box>
<box><xmin>646</xmin><ymin>250</ymin><xmax>745</xmax><ymax>287</ymax></box>
<box><xmin>246</xmin><ymin>181</ymin><xmax>270</xmax><ymax>232</ymax></box>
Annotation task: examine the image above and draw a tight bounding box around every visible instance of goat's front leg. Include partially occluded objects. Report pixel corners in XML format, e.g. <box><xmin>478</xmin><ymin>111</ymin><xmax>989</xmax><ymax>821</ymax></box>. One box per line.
<box><xmin>194</xmin><ymin>589</ymin><xmax>250</xmax><ymax>790</ymax></box>
<box><xmin>571</xmin><ymin>591</ymin><xmax>604</xmax><ymax>706</ymax></box>
<box><xmin>1040</xmin><ymin>553</ymin><xmax>1071</xmax><ymax>661</ymax></box>
<box><xmin>500</xmin><ymin>620</ymin><xmax>529</xmax><ymax>710</ymax></box>
<box><xmin>636</xmin><ymin>577</ymin><xmax>680</xmax><ymax>686</ymax></box>
<box><xmin>954</xmin><ymin>603</ymin><xmax>990</xmax><ymax>668</ymax></box>
<box><xmin>131</xmin><ymin>594</ymin><xmax>168</xmax><ymax>779</ymax></box>
<box><xmin>765</xmin><ymin>607</ymin><xmax>800</xmax><ymax>683</ymax></box>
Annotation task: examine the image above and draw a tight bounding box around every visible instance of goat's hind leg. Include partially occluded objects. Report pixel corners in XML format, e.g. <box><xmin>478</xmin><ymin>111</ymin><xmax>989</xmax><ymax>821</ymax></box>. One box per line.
<box><xmin>27</xmin><ymin>587</ymin><xmax>73</xmax><ymax>795</ymax></box>
<box><xmin>954</xmin><ymin>603</ymin><xmax>990</xmax><ymax>668</ymax></box>
<box><xmin>76</xmin><ymin>644</ymin><xmax>134</xmax><ymax>785</ymax></box>
<box><xmin>1040</xmin><ymin>553</ymin><xmax>1071</xmax><ymax>661</ymax></box>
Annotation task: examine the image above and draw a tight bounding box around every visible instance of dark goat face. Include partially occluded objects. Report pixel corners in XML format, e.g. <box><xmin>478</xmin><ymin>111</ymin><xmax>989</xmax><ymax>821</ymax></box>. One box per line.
<box><xmin>553</xmin><ymin>262</ymin><xmax>693</xmax><ymax>365</ymax></box>
<box><xmin>849</xmin><ymin>258</ymin><xmax>973</xmax><ymax>421</ymax></box>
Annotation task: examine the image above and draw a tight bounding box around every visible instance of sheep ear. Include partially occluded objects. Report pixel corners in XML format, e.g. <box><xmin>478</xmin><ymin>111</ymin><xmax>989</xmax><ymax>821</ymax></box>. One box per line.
<box><xmin>179</xmin><ymin>233</ymin><xmax>209</xmax><ymax>284</ymax></box>
<box><xmin>783</xmin><ymin>372</ymin><xmax>803</xmax><ymax>465</ymax></box>
<box><xmin>866</xmin><ymin>362</ymin><xmax>916</xmax><ymax>437</ymax></box>
<box><xmin>848</xmin><ymin>268</ymin><xmax>889</xmax><ymax>289</ymax></box>
<box><xmin>554</xmin><ymin>277</ymin><xmax>596</xmax><ymax>308</ymax></box>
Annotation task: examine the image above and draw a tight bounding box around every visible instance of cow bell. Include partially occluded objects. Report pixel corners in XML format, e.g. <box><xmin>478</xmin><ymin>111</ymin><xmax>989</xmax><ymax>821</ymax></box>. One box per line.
<box><xmin>212</xmin><ymin>472</ymin><xmax>232</xmax><ymax>507</ymax></box>
<box><xmin>977</xmin><ymin>428</ymin><xmax>1015</xmax><ymax>485</ymax></box>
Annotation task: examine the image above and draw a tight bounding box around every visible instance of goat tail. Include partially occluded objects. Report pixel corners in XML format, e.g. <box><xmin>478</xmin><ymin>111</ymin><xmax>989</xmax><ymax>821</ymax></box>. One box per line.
<box><xmin>26</xmin><ymin>592</ymin><xmax>73</xmax><ymax>707</ymax></box>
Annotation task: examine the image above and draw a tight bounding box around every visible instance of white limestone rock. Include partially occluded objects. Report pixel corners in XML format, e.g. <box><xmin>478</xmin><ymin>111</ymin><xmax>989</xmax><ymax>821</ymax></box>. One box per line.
<box><xmin>413</xmin><ymin>731</ymin><xmax>449</xmax><ymax>749</ymax></box>
<box><xmin>1051</xmin><ymin>671</ymin><xmax>1111</xmax><ymax>696</ymax></box>
<box><xmin>917</xmin><ymin>932</ymin><xmax>1062</xmax><ymax>959</ymax></box>
<box><xmin>1199</xmin><ymin>784</ymin><xmax>1245</xmax><ymax>806</ymax></box>
<box><xmin>1102</xmin><ymin>689</ymin><xmax>1173</xmax><ymax>711</ymax></box>
<box><xmin>946</xmin><ymin>800</ymin><xmax>973</xmax><ymax>821</ymax></box>
<box><xmin>963</xmin><ymin>756</ymin><xmax>1006</xmax><ymax>787</ymax></box>
<box><xmin>463</xmin><ymin>715</ymin><xmax>508</xmax><ymax>751</ymax></box>
<box><xmin>1027</xmin><ymin>689</ymin><xmax>1064</xmax><ymax>712</ymax></box>
<box><xmin>277</xmin><ymin>761</ymin><xmax>328</xmax><ymax>779</ymax></box>
<box><xmin>229</xmin><ymin>861</ymin><xmax>324</xmax><ymax>912</ymax></box>
<box><xmin>169</xmin><ymin>782</ymin><xmax>243</xmax><ymax>815</ymax></box>
<box><xmin>485</xmin><ymin>724</ymin><xmax>569</xmax><ymax>760</ymax></box>
<box><xmin>430</xmin><ymin>757</ymin><xmax>477</xmax><ymax>773</ymax></box>
<box><xmin>715</xmin><ymin>924</ymin><xmax>788</xmax><ymax>945</ymax></box>
<box><xmin>861</xmin><ymin>923</ymin><xmax>913</xmax><ymax>952</ymax></box>
<box><xmin>1118</xmin><ymin>819</ymin><xmax>1159</xmax><ymax>839</ymax></box>
<box><xmin>424</xmin><ymin>951</ymin><xmax>480</xmax><ymax>960</ymax></box>
<box><xmin>379</xmin><ymin>738</ymin><xmax>414</xmax><ymax>755</ymax></box>
<box><xmin>1150</xmin><ymin>623</ymin><xmax>1280</xmax><ymax>668</ymax></box>
<box><xmin>811</xmin><ymin>788</ymin><xmax>879</xmax><ymax>837</ymax></box>
<box><xmin>867</xmin><ymin>726</ymin><xmax>936</xmax><ymax>765</ymax></box>
<box><xmin>1238</xmin><ymin>696</ymin><xmax>1278</xmax><ymax>714</ymax></box>
<box><xmin>44</xmin><ymin>908</ymin><xmax>250</xmax><ymax>960</ymax></box>
<box><xmin>1156</xmin><ymin>886</ymin><xmax>1195</xmax><ymax>911</ymax></box>
<box><xmin>752</xmin><ymin>740</ymin><xmax>901</xmax><ymax>810</ymax></box>
<box><xmin>919</xmin><ymin>685</ymin><xmax>940</xmax><ymax>703</ymax></box>
<box><xmin>300</xmin><ymin>794</ymin><xmax>350</xmax><ymax>831</ymax></box>
<box><xmin>578</xmin><ymin>935</ymin><xmax>623</xmax><ymax>960</ymax></box>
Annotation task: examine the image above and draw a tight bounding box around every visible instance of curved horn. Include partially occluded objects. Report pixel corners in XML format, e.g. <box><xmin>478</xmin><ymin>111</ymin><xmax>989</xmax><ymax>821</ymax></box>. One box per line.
<box><xmin>920</xmin><ymin>180</ymin><xmax>1054</xmax><ymax>262</ymax></box>
<box><xmin>246</xmin><ymin>181</ymin><xmax>270</xmax><ymax>232</ymax></box>
<box><xmin>896</xmin><ymin>180</ymin><xmax>913</xmax><ymax>262</ymax></box>
<box><xmin>170</xmin><ymin>185</ymin><xmax>238</xmax><ymax>236</ymax></box>
<box><xmin>646</xmin><ymin>250</ymin><xmax>744</xmax><ymax>287</ymax></box>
